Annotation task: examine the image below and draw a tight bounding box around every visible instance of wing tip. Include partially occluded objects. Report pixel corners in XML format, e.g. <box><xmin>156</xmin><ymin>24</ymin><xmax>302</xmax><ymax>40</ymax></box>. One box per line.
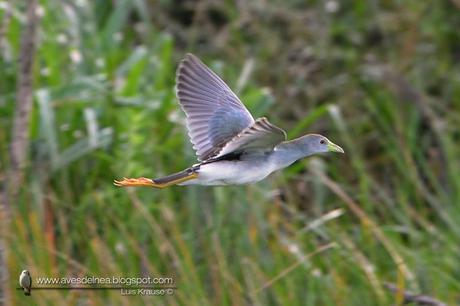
<box><xmin>179</xmin><ymin>53</ymin><xmax>200</xmax><ymax>71</ymax></box>
<box><xmin>185</xmin><ymin>53</ymin><xmax>198</xmax><ymax>60</ymax></box>
<box><xmin>175</xmin><ymin>53</ymin><xmax>202</xmax><ymax>92</ymax></box>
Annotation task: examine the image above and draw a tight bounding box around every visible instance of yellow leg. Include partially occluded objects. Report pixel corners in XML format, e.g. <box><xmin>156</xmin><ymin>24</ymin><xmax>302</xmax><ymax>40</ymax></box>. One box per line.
<box><xmin>114</xmin><ymin>173</ymin><xmax>198</xmax><ymax>189</ymax></box>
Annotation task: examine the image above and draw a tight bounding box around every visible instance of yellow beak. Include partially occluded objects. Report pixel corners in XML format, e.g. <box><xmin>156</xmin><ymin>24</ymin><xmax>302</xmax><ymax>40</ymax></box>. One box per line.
<box><xmin>328</xmin><ymin>142</ymin><xmax>344</xmax><ymax>153</ymax></box>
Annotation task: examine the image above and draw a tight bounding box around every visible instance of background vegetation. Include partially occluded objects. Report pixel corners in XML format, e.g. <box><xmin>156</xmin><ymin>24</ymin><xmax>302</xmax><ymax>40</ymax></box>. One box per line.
<box><xmin>1</xmin><ymin>0</ymin><xmax>460</xmax><ymax>305</ymax></box>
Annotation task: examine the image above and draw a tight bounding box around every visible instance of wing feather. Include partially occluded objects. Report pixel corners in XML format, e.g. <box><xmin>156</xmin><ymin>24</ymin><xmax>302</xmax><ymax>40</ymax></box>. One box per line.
<box><xmin>211</xmin><ymin>117</ymin><xmax>287</xmax><ymax>158</ymax></box>
<box><xmin>176</xmin><ymin>53</ymin><xmax>255</xmax><ymax>161</ymax></box>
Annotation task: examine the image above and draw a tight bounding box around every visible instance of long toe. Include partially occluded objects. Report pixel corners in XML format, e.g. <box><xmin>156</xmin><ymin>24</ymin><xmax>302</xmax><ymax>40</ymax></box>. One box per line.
<box><xmin>114</xmin><ymin>177</ymin><xmax>155</xmax><ymax>187</ymax></box>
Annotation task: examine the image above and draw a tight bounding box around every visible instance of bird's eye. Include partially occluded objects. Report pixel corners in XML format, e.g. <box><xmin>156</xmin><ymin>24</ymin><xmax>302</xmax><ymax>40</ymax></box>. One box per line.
<box><xmin>320</xmin><ymin>139</ymin><xmax>326</xmax><ymax>145</ymax></box>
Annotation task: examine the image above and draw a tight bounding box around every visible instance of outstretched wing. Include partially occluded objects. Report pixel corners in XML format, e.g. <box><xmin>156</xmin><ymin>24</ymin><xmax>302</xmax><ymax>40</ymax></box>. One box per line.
<box><xmin>176</xmin><ymin>53</ymin><xmax>255</xmax><ymax>161</ymax></box>
<box><xmin>212</xmin><ymin>117</ymin><xmax>287</xmax><ymax>159</ymax></box>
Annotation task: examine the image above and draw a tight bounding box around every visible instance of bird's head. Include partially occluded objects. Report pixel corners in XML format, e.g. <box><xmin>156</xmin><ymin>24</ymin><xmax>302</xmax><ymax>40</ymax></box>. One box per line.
<box><xmin>299</xmin><ymin>134</ymin><xmax>344</xmax><ymax>155</ymax></box>
<box><xmin>21</xmin><ymin>270</ymin><xmax>30</xmax><ymax>277</ymax></box>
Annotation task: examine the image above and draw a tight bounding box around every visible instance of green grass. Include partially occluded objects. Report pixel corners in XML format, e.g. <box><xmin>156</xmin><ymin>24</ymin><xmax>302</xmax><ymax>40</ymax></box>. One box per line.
<box><xmin>1</xmin><ymin>0</ymin><xmax>460</xmax><ymax>305</ymax></box>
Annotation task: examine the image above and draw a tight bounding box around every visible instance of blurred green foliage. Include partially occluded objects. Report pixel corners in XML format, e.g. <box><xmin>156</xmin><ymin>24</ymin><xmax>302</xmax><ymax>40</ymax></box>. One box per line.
<box><xmin>1</xmin><ymin>0</ymin><xmax>460</xmax><ymax>305</ymax></box>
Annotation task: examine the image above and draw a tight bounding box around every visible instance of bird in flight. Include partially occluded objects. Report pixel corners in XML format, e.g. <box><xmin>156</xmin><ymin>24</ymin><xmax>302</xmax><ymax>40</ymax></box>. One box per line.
<box><xmin>114</xmin><ymin>54</ymin><xmax>344</xmax><ymax>188</ymax></box>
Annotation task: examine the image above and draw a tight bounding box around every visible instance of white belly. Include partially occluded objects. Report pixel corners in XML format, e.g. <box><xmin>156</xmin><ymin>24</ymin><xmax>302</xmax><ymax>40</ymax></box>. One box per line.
<box><xmin>180</xmin><ymin>159</ymin><xmax>275</xmax><ymax>186</ymax></box>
